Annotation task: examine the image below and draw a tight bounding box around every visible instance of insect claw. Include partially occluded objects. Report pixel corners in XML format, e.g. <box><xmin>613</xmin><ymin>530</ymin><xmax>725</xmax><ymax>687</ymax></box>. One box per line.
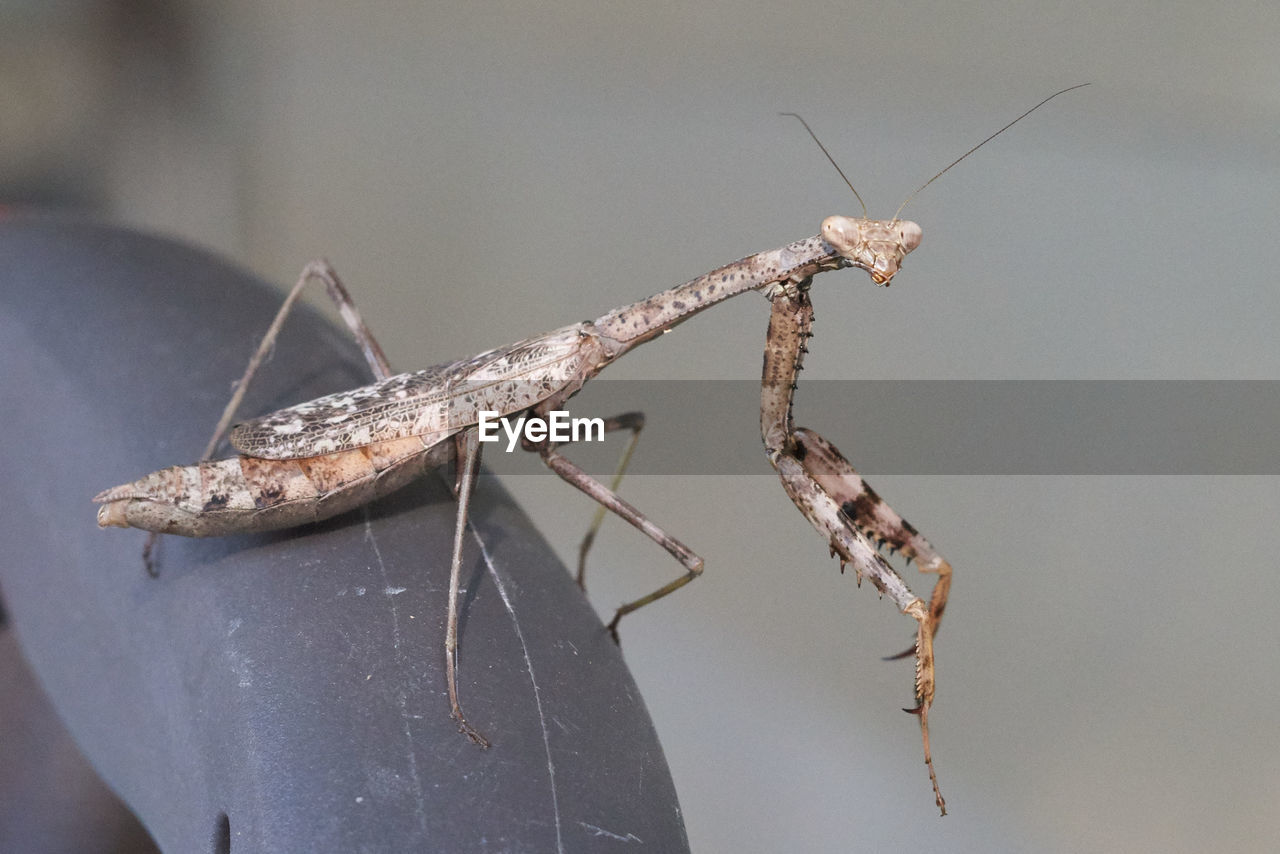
<box><xmin>455</xmin><ymin>718</ymin><xmax>491</xmax><ymax>749</ymax></box>
<box><xmin>142</xmin><ymin>532</ymin><xmax>160</xmax><ymax>578</ymax></box>
<box><xmin>902</xmin><ymin>705</ymin><xmax>923</xmax><ymax>716</ymax></box>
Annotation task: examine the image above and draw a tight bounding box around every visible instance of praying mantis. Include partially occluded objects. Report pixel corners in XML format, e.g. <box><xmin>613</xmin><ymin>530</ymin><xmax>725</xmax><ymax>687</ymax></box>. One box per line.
<box><xmin>95</xmin><ymin>85</ymin><xmax>1086</xmax><ymax>815</ymax></box>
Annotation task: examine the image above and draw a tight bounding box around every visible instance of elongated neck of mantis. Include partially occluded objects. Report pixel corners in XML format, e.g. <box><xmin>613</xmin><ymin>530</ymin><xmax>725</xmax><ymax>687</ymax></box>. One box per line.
<box><xmin>592</xmin><ymin>234</ymin><xmax>847</xmax><ymax>347</ymax></box>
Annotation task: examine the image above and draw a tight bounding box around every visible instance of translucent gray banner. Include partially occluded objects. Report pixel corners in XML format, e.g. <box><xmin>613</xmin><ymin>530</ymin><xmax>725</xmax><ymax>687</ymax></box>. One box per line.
<box><xmin>479</xmin><ymin>381</ymin><xmax>1280</xmax><ymax>475</ymax></box>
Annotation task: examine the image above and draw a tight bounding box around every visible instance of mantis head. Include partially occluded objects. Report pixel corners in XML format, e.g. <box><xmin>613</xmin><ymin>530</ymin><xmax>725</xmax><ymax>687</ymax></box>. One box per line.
<box><xmin>821</xmin><ymin>216</ymin><xmax>922</xmax><ymax>285</ymax></box>
<box><xmin>790</xmin><ymin>84</ymin><xmax>1087</xmax><ymax>287</ymax></box>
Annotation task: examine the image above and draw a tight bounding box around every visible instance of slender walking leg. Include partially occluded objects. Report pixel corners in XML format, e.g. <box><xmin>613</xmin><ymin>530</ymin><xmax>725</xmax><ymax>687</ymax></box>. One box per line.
<box><xmin>573</xmin><ymin>411</ymin><xmax>646</xmax><ymax>590</ymax></box>
<box><xmin>523</xmin><ymin>409</ymin><xmax>701</xmax><ymax>642</ymax></box>
<box><xmin>445</xmin><ymin>426</ymin><xmax>488</xmax><ymax>746</ymax></box>
<box><xmin>143</xmin><ymin>260</ymin><xmax>393</xmax><ymax>575</ymax></box>
<box><xmin>203</xmin><ymin>260</ymin><xmax>393</xmax><ymax>460</ymax></box>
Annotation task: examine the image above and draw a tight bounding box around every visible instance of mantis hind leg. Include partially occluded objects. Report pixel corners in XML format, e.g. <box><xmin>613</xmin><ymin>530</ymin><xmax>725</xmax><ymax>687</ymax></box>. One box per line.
<box><xmin>143</xmin><ymin>260</ymin><xmax>393</xmax><ymax>575</ymax></box>
<box><xmin>202</xmin><ymin>260</ymin><xmax>394</xmax><ymax>459</ymax></box>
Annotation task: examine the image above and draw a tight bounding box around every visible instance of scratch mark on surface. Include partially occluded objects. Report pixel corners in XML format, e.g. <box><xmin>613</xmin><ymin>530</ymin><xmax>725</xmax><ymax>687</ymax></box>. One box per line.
<box><xmin>385</xmin><ymin>585</ymin><xmax>408</xmax><ymax>595</ymax></box>
<box><xmin>579</xmin><ymin>822</ymin><xmax>643</xmax><ymax>843</ymax></box>
<box><xmin>225</xmin><ymin>653</ymin><xmax>252</xmax><ymax>688</ymax></box>
<box><xmin>470</xmin><ymin>523</ymin><xmax>564</xmax><ymax>854</ymax></box>
<box><xmin>364</xmin><ymin>513</ymin><xmax>427</xmax><ymax>836</ymax></box>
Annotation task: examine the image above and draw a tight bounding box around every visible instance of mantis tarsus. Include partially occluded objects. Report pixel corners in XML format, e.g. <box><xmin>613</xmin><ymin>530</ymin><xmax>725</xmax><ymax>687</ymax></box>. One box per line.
<box><xmin>95</xmin><ymin>85</ymin><xmax>1086</xmax><ymax>815</ymax></box>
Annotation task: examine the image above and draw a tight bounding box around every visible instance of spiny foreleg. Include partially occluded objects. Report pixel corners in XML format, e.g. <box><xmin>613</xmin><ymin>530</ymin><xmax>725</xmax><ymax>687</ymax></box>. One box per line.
<box><xmin>790</xmin><ymin>428</ymin><xmax>952</xmax><ymax>660</ymax></box>
<box><xmin>760</xmin><ymin>281</ymin><xmax>945</xmax><ymax>815</ymax></box>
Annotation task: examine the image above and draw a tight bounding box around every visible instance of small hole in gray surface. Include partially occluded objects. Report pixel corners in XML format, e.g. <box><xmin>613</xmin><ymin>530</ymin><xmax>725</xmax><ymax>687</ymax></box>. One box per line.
<box><xmin>213</xmin><ymin>812</ymin><xmax>231</xmax><ymax>854</ymax></box>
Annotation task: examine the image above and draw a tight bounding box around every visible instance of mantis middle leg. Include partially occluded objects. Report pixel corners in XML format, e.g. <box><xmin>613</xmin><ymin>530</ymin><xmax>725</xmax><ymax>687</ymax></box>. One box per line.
<box><xmin>573</xmin><ymin>411</ymin><xmax>646</xmax><ymax>590</ymax></box>
<box><xmin>524</xmin><ymin>404</ymin><xmax>702</xmax><ymax>642</ymax></box>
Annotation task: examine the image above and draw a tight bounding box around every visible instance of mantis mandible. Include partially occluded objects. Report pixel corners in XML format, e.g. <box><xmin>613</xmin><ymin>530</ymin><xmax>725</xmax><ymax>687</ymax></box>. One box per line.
<box><xmin>95</xmin><ymin>85</ymin><xmax>1086</xmax><ymax>815</ymax></box>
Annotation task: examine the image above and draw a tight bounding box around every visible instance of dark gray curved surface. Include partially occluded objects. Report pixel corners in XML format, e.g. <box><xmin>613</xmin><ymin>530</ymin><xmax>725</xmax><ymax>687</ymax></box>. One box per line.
<box><xmin>0</xmin><ymin>216</ymin><xmax>688</xmax><ymax>853</ymax></box>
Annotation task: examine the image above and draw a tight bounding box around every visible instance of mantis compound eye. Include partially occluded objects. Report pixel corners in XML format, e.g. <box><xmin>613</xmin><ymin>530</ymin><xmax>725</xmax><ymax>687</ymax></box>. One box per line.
<box><xmin>898</xmin><ymin>220</ymin><xmax>923</xmax><ymax>253</ymax></box>
<box><xmin>820</xmin><ymin>215</ymin><xmax>861</xmax><ymax>257</ymax></box>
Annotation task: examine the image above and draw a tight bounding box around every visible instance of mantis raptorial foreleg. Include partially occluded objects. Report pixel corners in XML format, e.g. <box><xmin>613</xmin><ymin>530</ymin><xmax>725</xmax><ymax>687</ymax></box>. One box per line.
<box><xmin>760</xmin><ymin>281</ymin><xmax>947</xmax><ymax>814</ymax></box>
<box><xmin>789</xmin><ymin>427</ymin><xmax>953</xmax><ymax>659</ymax></box>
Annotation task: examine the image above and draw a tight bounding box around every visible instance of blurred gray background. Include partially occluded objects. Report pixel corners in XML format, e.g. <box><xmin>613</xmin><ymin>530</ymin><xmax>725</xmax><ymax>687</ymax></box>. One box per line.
<box><xmin>3</xmin><ymin>1</ymin><xmax>1277</xmax><ymax>851</ymax></box>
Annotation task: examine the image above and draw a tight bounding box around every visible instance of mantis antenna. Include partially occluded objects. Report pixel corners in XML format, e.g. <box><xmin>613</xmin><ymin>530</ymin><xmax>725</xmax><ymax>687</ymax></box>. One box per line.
<box><xmin>780</xmin><ymin>111</ymin><xmax>868</xmax><ymax>218</ymax></box>
<box><xmin>783</xmin><ymin>83</ymin><xmax>1089</xmax><ymax>222</ymax></box>
<box><xmin>892</xmin><ymin>83</ymin><xmax>1090</xmax><ymax>221</ymax></box>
